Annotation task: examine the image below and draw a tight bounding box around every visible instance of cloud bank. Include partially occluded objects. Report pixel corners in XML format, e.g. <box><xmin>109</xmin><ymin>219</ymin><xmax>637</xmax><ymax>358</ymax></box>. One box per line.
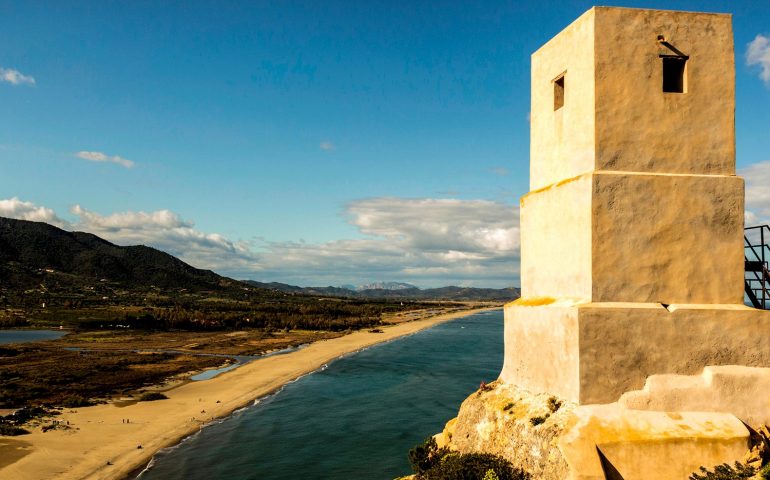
<box><xmin>0</xmin><ymin>197</ymin><xmax>67</xmax><ymax>227</ymax></box>
<box><xmin>256</xmin><ymin>198</ymin><xmax>520</xmax><ymax>286</ymax></box>
<box><xmin>0</xmin><ymin>67</ymin><xmax>35</xmax><ymax>86</ymax></box>
<box><xmin>0</xmin><ymin>196</ymin><xmax>519</xmax><ymax>287</ymax></box>
<box><xmin>76</xmin><ymin>151</ymin><xmax>135</xmax><ymax>169</ymax></box>
<box><xmin>748</xmin><ymin>34</ymin><xmax>770</xmax><ymax>85</ymax></box>
<box><xmin>68</xmin><ymin>205</ymin><xmax>259</xmax><ymax>273</ymax></box>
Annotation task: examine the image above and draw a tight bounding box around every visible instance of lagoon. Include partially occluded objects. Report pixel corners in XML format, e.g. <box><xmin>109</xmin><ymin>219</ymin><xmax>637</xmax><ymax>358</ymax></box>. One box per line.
<box><xmin>0</xmin><ymin>329</ymin><xmax>67</xmax><ymax>344</ymax></box>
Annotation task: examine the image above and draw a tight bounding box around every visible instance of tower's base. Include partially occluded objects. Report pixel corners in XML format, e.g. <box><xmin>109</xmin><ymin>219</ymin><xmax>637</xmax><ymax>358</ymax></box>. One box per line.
<box><xmin>500</xmin><ymin>298</ymin><xmax>770</xmax><ymax>404</ymax></box>
<box><xmin>435</xmin><ymin>365</ymin><xmax>770</xmax><ymax>480</ymax></box>
<box><xmin>434</xmin><ymin>379</ymin><xmax>754</xmax><ymax>480</ymax></box>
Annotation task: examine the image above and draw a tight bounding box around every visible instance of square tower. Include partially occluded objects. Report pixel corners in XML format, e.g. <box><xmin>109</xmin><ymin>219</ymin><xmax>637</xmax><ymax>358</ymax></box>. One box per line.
<box><xmin>501</xmin><ymin>7</ymin><xmax>770</xmax><ymax>405</ymax></box>
<box><xmin>530</xmin><ymin>7</ymin><xmax>736</xmax><ymax>191</ymax></box>
<box><xmin>521</xmin><ymin>6</ymin><xmax>743</xmax><ymax>306</ymax></box>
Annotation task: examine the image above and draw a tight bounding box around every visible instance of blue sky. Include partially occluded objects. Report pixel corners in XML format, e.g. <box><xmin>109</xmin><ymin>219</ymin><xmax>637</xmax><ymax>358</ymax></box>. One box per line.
<box><xmin>1</xmin><ymin>1</ymin><xmax>769</xmax><ymax>287</ymax></box>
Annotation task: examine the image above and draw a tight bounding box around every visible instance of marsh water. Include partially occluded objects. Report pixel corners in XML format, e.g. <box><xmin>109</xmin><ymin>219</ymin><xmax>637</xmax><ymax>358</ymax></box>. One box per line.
<box><xmin>0</xmin><ymin>329</ymin><xmax>67</xmax><ymax>344</ymax></box>
<box><xmin>137</xmin><ymin>309</ymin><xmax>504</xmax><ymax>480</ymax></box>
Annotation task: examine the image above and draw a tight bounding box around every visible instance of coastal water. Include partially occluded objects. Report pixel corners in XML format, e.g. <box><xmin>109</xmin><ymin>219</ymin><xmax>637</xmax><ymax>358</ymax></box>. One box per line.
<box><xmin>138</xmin><ymin>309</ymin><xmax>503</xmax><ymax>480</ymax></box>
<box><xmin>0</xmin><ymin>329</ymin><xmax>66</xmax><ymax>344</ymax></box>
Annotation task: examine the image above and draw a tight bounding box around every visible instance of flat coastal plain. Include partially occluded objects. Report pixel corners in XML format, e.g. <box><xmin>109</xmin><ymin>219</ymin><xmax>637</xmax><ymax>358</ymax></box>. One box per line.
<box><xmin>0</xmin><ymin>306</ymin><xmax>496</xmax><ymax>480</ymax></box>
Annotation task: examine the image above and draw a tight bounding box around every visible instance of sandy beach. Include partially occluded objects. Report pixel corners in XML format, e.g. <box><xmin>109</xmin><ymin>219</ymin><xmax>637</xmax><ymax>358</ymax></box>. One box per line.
<box><xmin>0</xmin><ymin>306</ymin><xmax>497</xmax><ymax>480</ymax></box>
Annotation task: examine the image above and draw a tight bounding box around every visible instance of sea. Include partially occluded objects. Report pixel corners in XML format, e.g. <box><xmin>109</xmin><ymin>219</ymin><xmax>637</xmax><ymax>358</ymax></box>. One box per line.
<box><xmin>137</xmin><ymin>309</ymin><xmax>504</xmax><ymax>480</ymax></box>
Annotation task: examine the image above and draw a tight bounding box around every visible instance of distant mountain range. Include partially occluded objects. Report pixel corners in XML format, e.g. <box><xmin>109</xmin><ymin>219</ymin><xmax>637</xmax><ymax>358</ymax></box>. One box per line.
<box><xmin>244</xmin><ymin>280</ymin><xmax>519</xmax><ymax>302</ymax></box>
<box><xmin>0</xmin><ymin>216</ymin><xmax>519</xmax><ymax>302</ymax></box>
<box><xmin>351</xmin><ymin>281</ymin><xmax>417</xmax><ymax>291</ymax></box>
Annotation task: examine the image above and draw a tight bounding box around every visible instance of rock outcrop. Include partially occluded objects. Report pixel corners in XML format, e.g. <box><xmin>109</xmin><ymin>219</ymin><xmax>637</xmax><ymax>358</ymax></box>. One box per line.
<box><xmin>435</xmin><ymin>367</ymin><xmax>770</xmax><ymax>479</ymax></box>
<box><xmin>436</xmin><ymin>381</ymin><xmax>573</xmax><ymax>479</ymax></box>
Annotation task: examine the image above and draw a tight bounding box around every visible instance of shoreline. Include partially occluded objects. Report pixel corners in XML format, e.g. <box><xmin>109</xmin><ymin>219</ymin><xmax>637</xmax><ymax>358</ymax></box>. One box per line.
<box><xmin>0</xmin><ymin>306</ymin><xmax>499</xmax><ymax>480</ymax></box>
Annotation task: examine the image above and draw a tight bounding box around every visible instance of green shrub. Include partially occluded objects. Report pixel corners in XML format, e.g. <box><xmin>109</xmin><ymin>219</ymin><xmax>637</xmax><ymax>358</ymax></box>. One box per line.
<box><xmin>689</xmin><ymin>462</ymin><xmax>755</xmax><ymax>480</ymax></box>
<box><xmin>423</xmin><ymin>452</ymin><xmax>529</xmax><ymax>480</ymax></box>
<box><xmin>758</xmin><ymin>464</ymin><xmax>770</xmax><ymax>480</ymax></box>
<box><xmin>483</xmin><ymin>469</ymin><xmax>500</xmax><ymax>480</ymax></box>
<box><xmin>0</xmin><ymin>347</ymin><xmax>20</xmax><ymax>357</ymax></box>
<box><xmin>41</xmin><ymin>421</ymin><xmax>70</xmax><ymax>433</ymax></box>
<box><xmin>547</xmin><ymin>396</ymin><xmax>561</xmax><ymax>413</ymax></box>
<box><xmin>409</xmin><ymin>437</ymin><xmax>448</xmax><ymax>475</ymax></box>
<box><xmin>0</xmin><ymin>316</ymin><xmax>29</xmax><ymax>327</ymax></box>
<box><xmin>139</xmin><ymin>392</ymin><xmax>168</xmax><ymax>401</ymax></box>
<box><xmin>529</xmin><ymin>414</ymin><xmax>548</xmax><ymax>426</ymax></box>
<box><xmin>0</xmin><ymin>423</ymin><xmax>30</xmax><ymax>435</ymax></box>
<box><xmin>4</xmin><ymin>405</ymin><xmax>48</xmax><ymax>423</ymax></box>
<box><xmin>61</xmin><ymin>394</ymin><xmax>91</xmax><ymax>408</ymax></box>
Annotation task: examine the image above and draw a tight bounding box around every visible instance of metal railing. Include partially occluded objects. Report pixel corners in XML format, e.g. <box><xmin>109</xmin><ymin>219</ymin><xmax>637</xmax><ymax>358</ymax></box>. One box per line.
<box><xmin>745</xmin><ymin>225</ymin><xmax>770</xmax><ymax>309</ymax></box>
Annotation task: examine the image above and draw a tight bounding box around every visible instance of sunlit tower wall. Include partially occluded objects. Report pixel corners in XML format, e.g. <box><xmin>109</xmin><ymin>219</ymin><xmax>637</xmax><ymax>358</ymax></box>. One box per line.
<box><xmin>500</xmin><ymin>6</ymin><xmax>770</xmax><ymax>404</ymax></box>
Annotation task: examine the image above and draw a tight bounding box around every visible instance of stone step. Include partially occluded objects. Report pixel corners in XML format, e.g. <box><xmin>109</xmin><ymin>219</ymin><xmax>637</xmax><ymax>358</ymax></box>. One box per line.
<box><xmin>559</xmin><ymin>404</ymin><xmax>749</xmax><ymax>480</ymax></box>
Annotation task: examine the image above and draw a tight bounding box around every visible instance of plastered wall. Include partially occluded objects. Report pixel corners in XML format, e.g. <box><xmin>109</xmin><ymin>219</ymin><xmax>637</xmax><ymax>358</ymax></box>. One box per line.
<box><xmin>594</xmin><ymin>8</ymin><xmax>735</xmax><ymax>175</ymax></box>
<box><xmin>591</xmin><ymin>172</ymin><xmax>744</xmax><ymax>304</ymax></box>
<box><xmin>530</xmin><ymin>9</ymin><xmax>595</xmax><ymax>191</ymax></box>
<box><xmin>529</xmin><ymin>7</ymin><xmax>735</xmax><ymax>189</ymax></box>
<box><xmin>520</xmin><ymin>172</ymin><xmax>744</xmax><ymax>304</ymax></box>
<box><xmin>520</xmin><ymin>174</ymin><xmax>593</xmax><ymax>299</ymax></box>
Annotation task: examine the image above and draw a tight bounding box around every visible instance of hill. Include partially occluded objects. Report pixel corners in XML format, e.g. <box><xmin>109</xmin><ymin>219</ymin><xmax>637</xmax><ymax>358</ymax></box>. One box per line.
<box><xmin>0</xmin><ymin>216</ymin><xmax>519</xmax><ymax>303</ymax></box>
<box><xmin>0</xmin><ymin>217</ymin><xmax>446</xmax><ymax>332</ymax></box>
<box><xmin>0</xmin><ymin>217</ymin><xmax>233</xmax><ymax>292</ymax></box>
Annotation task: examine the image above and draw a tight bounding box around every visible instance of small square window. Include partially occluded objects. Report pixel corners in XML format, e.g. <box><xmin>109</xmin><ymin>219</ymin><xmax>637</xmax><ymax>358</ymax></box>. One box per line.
<box><xmin>554</xmin><ymin>74</ymin><xmax>565</xmax><ymax>110</ymax></box>
<box><xmin>662</xmin><ymin>57</ymin><xmax>686</xmax><ymax>93</ymax></box>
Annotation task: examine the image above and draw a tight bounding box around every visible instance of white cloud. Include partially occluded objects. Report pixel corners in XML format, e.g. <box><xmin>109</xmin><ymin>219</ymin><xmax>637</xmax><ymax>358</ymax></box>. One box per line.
<box><xmin>255</xmin><ymin>198</ymin><xmax>520</xmax><ymax>286</ymax></box>
<box><xmin>347</xmin><ymin>198</ymin><xmax>518</xmax><ymax>252</ymax></box>
<box><xmin>489</xmin><ymin>166</ymin><xmax>509</xmax><ymax>176</ymax></box>
<box><xmin>0</xmin><ymin>67</ymin><xmax>35</xmax><ymax>86</ymax></box>
<box><xmin>319</xmin><ymin>141</ymin><xmax>336</xmax><ymax>151</ymax></box>
<box><xmin>69</xmin><ymin>205</ymin><xmax>259</xmax><ymax>273</ymax></box>
<box><xmin>0</xmin><ymin>196</ymin><xmax>520</xmax><ymax>287</ymax></box>
<box><xmin>0</xmin><ymin>197</ymin><xmax>68</xmax><ymax>227</ymax></box>
<box><xmin>742</xmin><ymin>160</ymin><xmax>770</xmax><ymax>226</ymax></box>
<box><xmin>747</xmin><ymin>34</ymin><xmax>770</xmax><ymax>85</ymax></box>
<box><xmin>76</xmin><ymin>151</ymin><xmax>135</xmax><ymax>169</ymax></box>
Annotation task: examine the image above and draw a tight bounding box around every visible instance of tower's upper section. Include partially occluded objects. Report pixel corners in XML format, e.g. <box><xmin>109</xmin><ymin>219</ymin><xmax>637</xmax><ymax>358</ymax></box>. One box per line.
<box><xmin>530</xmin><ymin>7</ymin><xmax>735</xmax><ymax>191</ymax></box>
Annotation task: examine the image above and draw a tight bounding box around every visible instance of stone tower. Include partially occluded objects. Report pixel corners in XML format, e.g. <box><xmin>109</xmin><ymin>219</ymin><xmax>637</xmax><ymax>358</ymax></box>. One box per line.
<box><xmin>500</xmin><ymin>6</ymin><xmax>770</xmax><ymax>404</ymax></box>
